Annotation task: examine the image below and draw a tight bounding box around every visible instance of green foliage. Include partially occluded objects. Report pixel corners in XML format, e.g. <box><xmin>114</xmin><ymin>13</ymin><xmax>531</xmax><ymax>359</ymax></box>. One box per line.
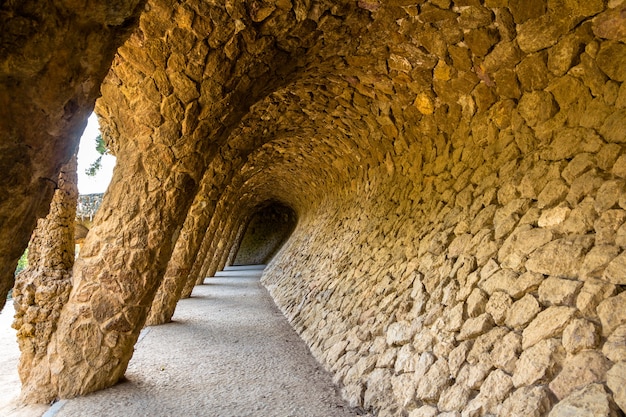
<box><xmin>85</xmin><ymin>156</ymin><xmax>103</xmax><ymax>177</ymax></box>
<box><xmin>15</xmin><ymin>248</ymin><xmax>28</xmax><ymax>275</ymax></box>
<box><xmin>85</xmin><ymin>134</ymin><xmax>109</xmax><ymax>177</ymax></box>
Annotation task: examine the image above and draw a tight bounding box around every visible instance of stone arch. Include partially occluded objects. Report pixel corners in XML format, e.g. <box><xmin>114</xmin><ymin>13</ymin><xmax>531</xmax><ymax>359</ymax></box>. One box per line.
<box><xmin>1</xmin><ymin>0</ymin><xmax>625</xmax><ymax>415</ymax></box>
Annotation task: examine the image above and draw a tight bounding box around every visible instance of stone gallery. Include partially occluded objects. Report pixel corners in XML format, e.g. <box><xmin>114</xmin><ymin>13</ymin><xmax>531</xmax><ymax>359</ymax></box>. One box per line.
<box><xmin>1</xmin><ymin>0</ymin><xmax>625</xmax><ymax>415</ymax></box>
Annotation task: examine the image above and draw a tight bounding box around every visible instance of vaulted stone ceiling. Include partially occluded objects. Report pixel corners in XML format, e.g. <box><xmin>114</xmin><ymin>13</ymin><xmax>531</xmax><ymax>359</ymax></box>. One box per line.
<box><xmin>2</xmin><ymin>0</ymin><xmax>626</xmax><ymax>415</ymax></box>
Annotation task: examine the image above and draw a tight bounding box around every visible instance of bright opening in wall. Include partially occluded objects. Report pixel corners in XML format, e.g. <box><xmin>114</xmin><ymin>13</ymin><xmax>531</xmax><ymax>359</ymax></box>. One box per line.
<box><xmin>77</xmin><ymin>113</ymin><xmax>116</xmax><ymax>195</ymax></box>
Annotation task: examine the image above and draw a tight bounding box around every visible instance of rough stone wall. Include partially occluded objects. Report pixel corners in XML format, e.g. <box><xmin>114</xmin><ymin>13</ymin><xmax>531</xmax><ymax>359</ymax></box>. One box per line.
<box><xmin>233</xmin><ymin>203</ymin><xmax>297</xmax><ymax>266</ymax></box>
<box><xmin>257</xmin><ymin>3</ymin><xmax>626</xmax><ymax>416</ymax></box>
<box><xmin>0</xmin><ymin>0</ymin><xmax>145</xmax><ymax>311</ymax></box>
<box><xmin>6</xmin><ymin>0</ymin><xmax>626</xmax><ymax>413</ymax></box>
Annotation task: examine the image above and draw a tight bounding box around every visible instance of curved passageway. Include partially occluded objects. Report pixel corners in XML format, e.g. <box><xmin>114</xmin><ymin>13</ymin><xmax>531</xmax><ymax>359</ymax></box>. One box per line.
<box><xmin>38</xmin><ymin>267</ymin><xmax>366</xmax><ymax>417</ymax></box>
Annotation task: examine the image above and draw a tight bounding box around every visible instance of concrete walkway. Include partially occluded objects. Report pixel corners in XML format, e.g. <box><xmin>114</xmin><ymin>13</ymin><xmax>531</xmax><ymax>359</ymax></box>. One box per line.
<box><xmin>0</xmin><ymin>266</ymin><xmax>365</xmax><ymax>417</ymax></box>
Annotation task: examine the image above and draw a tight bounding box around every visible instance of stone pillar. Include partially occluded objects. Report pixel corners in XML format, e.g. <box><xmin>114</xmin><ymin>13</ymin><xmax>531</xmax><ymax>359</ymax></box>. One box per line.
<box><xmin>0</xmin><ymin>0</ymin><xmax>145</xmax><ymax>311</ymax></box>
<box><xmin>216</xmin><ymin>216</ymin><xmax>244</xmax><ymax>272</ymax></box>
<box><xmin>18</xmin><ymin>146</ymin><xmax>201</xmax><ymax>403</ymax></box>
<box><xmin>12</xmin><ymin>155</ymin><xmax>78</xmax><ymax>384</ymax></box>
<box><xmin>226</xmin><ymin>222</ymin><xmax>248</xmax><ymax>266</ymax></box>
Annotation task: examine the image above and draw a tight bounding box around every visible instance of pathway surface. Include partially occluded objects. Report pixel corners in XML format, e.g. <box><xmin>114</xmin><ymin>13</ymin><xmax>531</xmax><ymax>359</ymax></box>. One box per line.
<box><xmin>0</xmin><ymin>266</ymin><xmax>365</xmax><ymax>417</ymax></box>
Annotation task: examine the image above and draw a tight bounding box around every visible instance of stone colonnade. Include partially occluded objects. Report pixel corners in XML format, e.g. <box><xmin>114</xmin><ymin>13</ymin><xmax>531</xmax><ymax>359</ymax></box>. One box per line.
<box><xmin>1</xmin><ymin>0</ymin><xmax>625</xmax><ymax>415</ymax></box>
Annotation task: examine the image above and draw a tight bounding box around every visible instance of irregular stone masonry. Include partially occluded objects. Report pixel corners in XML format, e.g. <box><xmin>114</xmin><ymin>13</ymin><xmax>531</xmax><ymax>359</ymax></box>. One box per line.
<box><xmin>0</xmin><ymin>0</ymin><xmax>146</xmax><ymax>312</ymax></box>
<box><xmin>1</xmin><ymin>0</ymin><xmax>625</xmax><ymax>415</ymax></box>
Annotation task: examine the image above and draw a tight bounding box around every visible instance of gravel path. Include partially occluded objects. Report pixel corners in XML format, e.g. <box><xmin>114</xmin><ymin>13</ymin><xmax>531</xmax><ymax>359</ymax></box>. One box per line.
<box><xmin>0</xmin><ymin>266</ymin><xmax>365</xmax><ymax>417</ymax></box>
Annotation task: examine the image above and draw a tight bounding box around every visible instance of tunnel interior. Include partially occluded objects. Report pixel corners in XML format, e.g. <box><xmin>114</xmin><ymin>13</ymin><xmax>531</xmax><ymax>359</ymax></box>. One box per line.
<box><xmin>232</xmin><ymin>201</ymin><xmax>297</xmax><ymax>266</ymax></box>
<box><xmin>1</xmin><ymin>0</ymin><xmax>626</xmax><ymax>415</ymax></box>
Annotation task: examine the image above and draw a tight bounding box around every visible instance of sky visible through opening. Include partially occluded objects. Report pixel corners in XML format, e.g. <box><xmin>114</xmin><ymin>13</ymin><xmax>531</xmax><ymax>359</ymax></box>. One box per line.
<box><xmin>77</xmin><ymin>113</ymin><xmax>115</xmax><ymax>194</ymax></box>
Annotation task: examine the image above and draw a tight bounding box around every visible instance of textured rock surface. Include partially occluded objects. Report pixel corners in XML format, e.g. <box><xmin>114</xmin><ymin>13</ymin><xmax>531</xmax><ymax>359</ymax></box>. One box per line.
<box><xmin>1</xmin><ymin>0</ymin><xmax>625</xmax><ymax>414</ymax></box>
<box><xmin>12</xmin><ymin>156</ymin><xmax>77</xmax><ymax>386</ymax></box>
<box><xmin>0</xmin><ymin>0</ymin><xmax>146</xmax><ymax>311</ymax></box>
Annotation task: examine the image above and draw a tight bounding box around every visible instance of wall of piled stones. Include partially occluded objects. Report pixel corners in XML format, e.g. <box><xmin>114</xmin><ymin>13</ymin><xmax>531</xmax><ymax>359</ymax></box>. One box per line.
<box><xmin>8</xmin><ymin>0</ymin><xmax>626</xmax><ymax>412</ymax></box>
<box><xmin>259</xmin><ymin>4</ymin><xmax>626</xmax><ymax>416</ymax></box>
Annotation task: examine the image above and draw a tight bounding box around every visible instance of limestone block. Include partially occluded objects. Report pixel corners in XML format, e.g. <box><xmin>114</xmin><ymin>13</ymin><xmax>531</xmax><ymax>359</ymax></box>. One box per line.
<box><xmin>342</xmin><ymin>383</ymin><xmax>364</xmax><ymax>408</ymax></box>
<box><xmin>485</xmin><ymin>291</ymin><xmax>512</xmax><ymax>325</ymax></box>
<box><xmin>517</xmin><ymin>13</ymin><xmax>570</xmax><ymax>53</ymax></box>
<box><xmin>391</xmin><ymin>373</ymin><xmax>417</xmax><ymax>408</ymax></box>
<box><xmin>506</xmin><ymin>294</ymin><xmax>541</xmax><ymax>329</ymax></box>
<box><xmin>326</xmin><ymin>340</ymin><xmax>348</xmax><ymax>364</ymax></box>
<box><xmin>509</xmin><ymin>0</ymin><xmax>546</xmax><ymax>24</ymax></box>
<box><xmin>409</xmin><ymin>405</ymin><xmax>438</xmax><ymax>417</ymax></box>
<box><xmin>548</xmin><ymin>33</ymin><xmax>587</xmax><ymax>76</ymax></box>
<box><xmin>549</xmin><ymin>351</ymin><xmax>609</xmax><ymax>400</ymax></box>
<box><xmin>597</xmin><ymin>41</ymin><xmax>626</xmax><ymax>82</ymax></box>
<box><xmin>607</xmin><ymin>361</ymin><xmax>626</xmax><ymax>412</ymax></box>
<box><xmin>458</xmin><ymin>313</ymin><xmax>494</xmax><ymax>340</ymax></box>
<box><xmin>464</xmin><ymin>28</ymin><xmax>500</xmax><ymax>58</ymax></box>
<box><xmin>395</xmin><ymin>344</ymin><xmax>416</xmax><ymax>374</ymax></box>
<box><xmin>414</xmin><ymin>93</ymin><xmax>434</xmax><ymax>115</ymax></box>
<box><xmin>603</xmin><ymin>325</ymin><xmax>626</xmax><ymax>362</ymax></box>
<box><xmin>595</xmin><ymin>210</ymin><xmax>626</xmax><ymax>246</ymax></box>
<box><xmin>449</xmin><ymin>340</ymin><xmax>472</xmax><ymax>377</ymax></box>
<box><xmin>467</xmin><ymin>327</ymin><xmax>508</xmax><ymax>363</ymax></box>
<box><xmin>562</xmin><ymin>154</ymin><xmax>596</xmax><ymax>185</ymax></box>
<box><xmin>522</xmin><ymin>306</ymin><xmax>577</xmax><ymax>349</ymax></box>
<box><xmin>457</xmin><ymin>360</ymin><xmax>492</xmax><ymax>390</ymax></box>
<box><xmin>479</xmin><ymin>268</ymin><xmax>517</xmax><ymax>295</ymax></box>
<box><xmin>577</xmin><ymin>280</ymin><xmax>617</xmax><ymax>317</ymax></box>
<box><xmin>538</xmin><ymin>179</ymin><xmax>569</xmax><ymax>209</ymax></box>
<box><xmin>596</xmin><ymin>181</ymin><xmax>626</xmax><ymax>212</ymax></box>
<box><xmin>597</xmin><ymin>143</ymin><xmax>623</xmax><ymax>172</ymax></box>
<box><xmin>538</xmin><ymin>277</ymin><xmax>582</xmax><ymax>306</ymax></box>
<box><xmin>500</xmin><ymin>386</ymin><xmax>553</xmax><ymax>417</ymax></box>
<box><xmin>525</xmin><ymin>236</ymin><xmax>594</xmax><ymax>279</ymax></box>
<box><xmin>415</xmin><ymin>358</ymin><xmax>450</xmax><ymax>401</ymax></box>
<box><xmin>518</xmin><ymin>91</ymin><xmax>558</xmax><ymax>127</ymax></box>
<box><xmin>562</xmin><ymin>319</ymin><xmax>600</xmax><ymax>354</ymax></box>
<box><xmin>597</xmin><ymin>291</ymin><xmax>626</xmax><ymax>336</ymax></box>
<box><xmin>478</xmin><ymin>369</ymin><xmax>514</xmax><ymax>411</ymax></box>
<box><xmin>438</xmin><ymin>383</ymin><xmax>471</xmax><ymax>412</ymax></box>
<box><xmin>387</xmin><ymin>320</ymin><xmax>416</xmax><ymax>346</ymax></box>
<box><xmin>561</xmin><ymin>197</ymin><xmax>598</xmax><ymax>234</ymax></box>
<box><xmin>414</xmin><ymin>351</ymin><xmax>436</xmax><ymax>379</ymax></box>
<box><xmin>364</xmin><ymin>368</ymin><xmax>393</xmax><ymax>409</ymax></box>
<box><xmin>498</xmin><ymin>225</ymin><xmax>553</xmax><ymax>269</ymax></box>
<box><xmin>492</xmin><ymin>331</ymin><xmax>521</xmax><ymax>374</ymax></box>
<box><xmin>466</xmin><ymin>288</ymin><xmax>487</xmax><ymax>317</ymax></box>
<box><xmin>549</xmin><ymin>383</ymin><xmax>621</xmax><ymax>417</ymax></box>
<box><xmin>517</xmin><ymin>53</ymin><xmax>550</xmax><ymax>92</ymax></box>
<box><xmin>567</xmin><ymin>170</ymin><xmax>606</xmax><ymax>206</ymax></box>
<box><xmin>376</xmin><ymin>347</ymin><xmax>398</xmax><ymax>368</ymax></box>
<box><xmin>581</xmin><ymin>245</ymin><xmax>621</xmax><ymax>280</ymax></box>
<box><xmin>446</xmin><ymin>302</ymin><xmax>464</xmax><ymax>333</ymax></box>
<box><xmin>612</xmin><ymin>155</ymin><xmax>626</xmax><ymax>179</ymax></box>
<box><xmin>593</xmin><ymin>5</ymin><xmax>626</xmax><ymax>40</ymax></box>
<box><xmin>513</xmin><ymin>338</ymin><xmax>565</xmax><ymax>387</ymax></box>
<box><xmin>604</xmin><ymin>251</ymin><xmax>626</xmax><ymax>284</ymax></box>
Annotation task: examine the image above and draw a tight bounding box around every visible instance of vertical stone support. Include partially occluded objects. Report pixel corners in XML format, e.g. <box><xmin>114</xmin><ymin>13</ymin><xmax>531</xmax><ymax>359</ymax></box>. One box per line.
<box><xmin>12</xmin><ymin>155</ymin><xmax>78</xmax><ymax>384</ymax></box>
<box><xmin>19</xmin><ymin>145</ymin><xmax>201</xmax><ymax>403</ymax></box>
<box><xmin>225</xmin><ymin>222</ymin><xmax>248</xmax><ymax>266</ymax></box>
<box><xmin>145</xmin><ymin>186</ymin><xmax>219</xmax><ymax>325</ymax></box>
<box><xmin>0</xmin><ymin>0</ymin><xmax>145</xmax><ymax>311</ymax></box>
<box><xmin>216</xmin><ymin>215</ymin><xmax>246</xmax><ymax>271</ymax></box>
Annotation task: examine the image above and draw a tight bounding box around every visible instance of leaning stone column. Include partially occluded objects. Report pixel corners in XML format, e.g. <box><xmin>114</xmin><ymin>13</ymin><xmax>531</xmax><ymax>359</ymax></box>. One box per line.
<box><xmin>225</xmin><ymin>222</ymin><xmax>248</xmax><ymax>266</ymax></box>
<box><xmin>12</xmin><ymin>155</ymin><xmax>78</xmax><ymax>384</ymax></box>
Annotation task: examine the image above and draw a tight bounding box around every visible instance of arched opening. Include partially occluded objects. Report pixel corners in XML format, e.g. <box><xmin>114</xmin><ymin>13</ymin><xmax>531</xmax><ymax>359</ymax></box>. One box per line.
<box><xmin>232</xmin><ymin>202</ymin><xmax>297</xmax><ymax>267</ymax></box>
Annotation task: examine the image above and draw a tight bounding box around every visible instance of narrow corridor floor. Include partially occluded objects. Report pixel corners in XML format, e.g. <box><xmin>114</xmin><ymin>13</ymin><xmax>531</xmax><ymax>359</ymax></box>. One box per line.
<box><xmin>49</xmin><ymin>266</ymin><xmax>366</xmax><ymax>417</ymax></box>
